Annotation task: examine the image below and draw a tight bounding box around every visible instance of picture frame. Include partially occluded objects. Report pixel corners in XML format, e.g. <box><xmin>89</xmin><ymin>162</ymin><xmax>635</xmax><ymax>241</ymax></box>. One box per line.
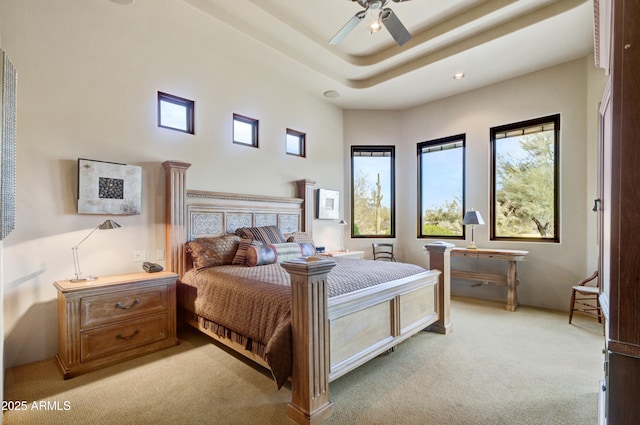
<box><xmin>316</xmin><ymin>188</ymin><xmax>339</xmax><ymax>220</ymax></box>
<box><xmin>0</xmin><ymin>49</ymin><xmax>17</xmax><ymax>240</ymax></box>
<box><xmin>77</xmin><ymin>158</ymin><xmax>142</xmax><ymax>215</ymax></box>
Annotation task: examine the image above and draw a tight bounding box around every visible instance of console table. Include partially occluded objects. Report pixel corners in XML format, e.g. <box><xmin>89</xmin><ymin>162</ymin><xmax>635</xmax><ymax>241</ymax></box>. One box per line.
<box><xmin>450</xmin><ymin>247</ymin><xmax>528</xmax><ymax>311</ymax></box>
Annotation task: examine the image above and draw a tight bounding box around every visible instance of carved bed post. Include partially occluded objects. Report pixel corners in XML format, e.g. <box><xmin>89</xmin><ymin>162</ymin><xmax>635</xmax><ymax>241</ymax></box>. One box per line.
<box><xmin>281</xmin><ymin>257</ymin><xmax>336</xmax><ymax>425</ymax></box>
<box><xmin>424</xmin><ymin>242</ymin><xmax>453</xmax><ymax>335</ymax></box>
<box><xmin>162</xmin><ymin>161</ymin><xmax>191</xmax><ymax>277</ymax></box>
<box><xmin>295</xmin><ymin>179</ymin><xmax>316</xmax><ymax>235</ymax></box>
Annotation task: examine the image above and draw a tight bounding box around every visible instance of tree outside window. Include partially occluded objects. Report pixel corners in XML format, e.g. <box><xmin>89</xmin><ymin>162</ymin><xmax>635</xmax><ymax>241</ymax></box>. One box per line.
<box><xmin>417</xmin><ymin>135</ymin><xmax>465</xmax><ymax>238</ymax></box>
<box><xmin>351</xmin><ymin>146</ymin><xmax>395</xmax><ymax>237</ymax></box>
<box><xmin>491</xmin><ymin>114</ymin><xmax>559</xmax><ymax>242</ymax></box>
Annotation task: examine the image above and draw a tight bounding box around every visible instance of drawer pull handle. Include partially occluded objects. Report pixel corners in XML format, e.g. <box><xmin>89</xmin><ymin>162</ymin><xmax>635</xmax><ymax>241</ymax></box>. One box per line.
<box><xmin>115</xmin><ymin>299</ymin><xmax>139</xmax><ymax>310</ymax></box>
<box><xmin>116</xmin><ymin>329</ymin><xmax>139</xmax><ymax>341</ymax></box>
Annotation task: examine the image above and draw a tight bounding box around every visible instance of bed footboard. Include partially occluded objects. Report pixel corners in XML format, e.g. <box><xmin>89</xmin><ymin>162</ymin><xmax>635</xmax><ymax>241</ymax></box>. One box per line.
<box><xmin>281</xmin><ymin>245</ymin><xmax>451</xmax><ymax>425</ymax></box>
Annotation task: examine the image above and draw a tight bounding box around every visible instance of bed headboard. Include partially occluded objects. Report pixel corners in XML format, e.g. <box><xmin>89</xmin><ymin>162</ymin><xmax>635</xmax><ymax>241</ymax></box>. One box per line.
<box><xmin>162</xmin><ymin>161</ymin><xmax>315</xmax><ymax>277</ymax></box>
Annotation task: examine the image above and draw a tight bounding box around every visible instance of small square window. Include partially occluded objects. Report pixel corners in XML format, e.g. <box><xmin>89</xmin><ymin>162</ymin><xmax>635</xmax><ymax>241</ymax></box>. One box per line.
<box><xmin>233</xmin><ymin>113</ymin><xmax>259</xmax><ymax>147</ymax></box>
<box><xmin>158</xmin><ymin>91</ymin><xmax>194</xmax><ymax>134</ymax></box>
<box><xmin>286</xmin><ymin>128</ymin><xmax>306</xmax><ymax>157</ymax></box>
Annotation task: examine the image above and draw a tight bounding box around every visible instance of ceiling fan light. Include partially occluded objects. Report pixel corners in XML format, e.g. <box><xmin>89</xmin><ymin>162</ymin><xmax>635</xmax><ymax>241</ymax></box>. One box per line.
<box><xmin>369</xmin><ymin>2</ymin><xmax>382</xmax><ymax>34</ymax></box>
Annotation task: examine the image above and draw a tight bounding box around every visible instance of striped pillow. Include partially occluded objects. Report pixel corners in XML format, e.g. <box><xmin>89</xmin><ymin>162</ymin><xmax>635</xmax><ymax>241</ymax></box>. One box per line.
<box><xmin>232</xmin><ymin>237</ymin><xmax>264</xmax><ymax>265</ymax></box>
<box><xmin>269</xmin><ymin>242</ymin><xmax>304</xmax><ymax>263</ymax></box>
<box><xmin>235</xmin><ymin>226</ymin><xmax>286</xmax><ymax>245</ymax></box>
<box><xmin>246</xmin><ymin>245</ymin><xmax>277</xmax><ymax>267</ymax></box>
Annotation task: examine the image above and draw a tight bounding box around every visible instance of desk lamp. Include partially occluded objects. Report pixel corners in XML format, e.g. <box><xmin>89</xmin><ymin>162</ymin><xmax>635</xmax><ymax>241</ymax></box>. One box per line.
<box><xmin>71</xmin><ymin>219</ymin><xmax>121</xmax><ymax>282</ymax></box>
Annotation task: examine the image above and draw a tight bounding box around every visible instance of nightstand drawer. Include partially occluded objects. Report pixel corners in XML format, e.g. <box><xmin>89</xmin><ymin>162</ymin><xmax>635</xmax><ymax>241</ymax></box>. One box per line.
<box><xmin>81</xmin><ymin>286</ymin><xmax>168</xmax><ymax>328</ymax></box>
<box><xmin>81</xmin><ymin>313</ymin><xmax>168</xmax><ymax>362</ymax></box>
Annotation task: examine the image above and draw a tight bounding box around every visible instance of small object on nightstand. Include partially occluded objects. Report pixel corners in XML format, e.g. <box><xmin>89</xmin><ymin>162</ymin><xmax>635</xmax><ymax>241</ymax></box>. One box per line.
<box><xmin>316</xmin><ymin>246</ymin><xmax>325</xmax><ymax>253</ymax></box>
<box><xmin>143</xmin><ymin>262</ymin><xmax>163</xmax><ymax>273</ymax></box>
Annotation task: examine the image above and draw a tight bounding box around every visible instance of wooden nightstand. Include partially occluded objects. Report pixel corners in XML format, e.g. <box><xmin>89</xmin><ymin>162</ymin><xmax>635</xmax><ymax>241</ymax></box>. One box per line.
<box><xmin>54</xmin><ymin>271</ymin><xmax>179</xmax><ymax>379</ymax></box>
<box><xmin>319</xmin><ymin>250</ymin><xmax>365</xmax><ymax>259</ymax></box>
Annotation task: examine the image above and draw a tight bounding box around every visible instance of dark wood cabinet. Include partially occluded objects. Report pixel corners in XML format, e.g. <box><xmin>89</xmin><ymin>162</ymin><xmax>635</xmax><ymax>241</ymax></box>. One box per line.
<box><xmin>596</xmin><ymin>1</ymin><xmax>640</xmax><ymax>423</ymax></box>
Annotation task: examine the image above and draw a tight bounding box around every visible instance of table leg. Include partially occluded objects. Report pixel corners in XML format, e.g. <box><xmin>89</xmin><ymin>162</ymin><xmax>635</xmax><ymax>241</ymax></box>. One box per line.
<box><xmin>506</xmin><ymin>261</ymin><xmax>519</xmax><ymax>311</ymax></box>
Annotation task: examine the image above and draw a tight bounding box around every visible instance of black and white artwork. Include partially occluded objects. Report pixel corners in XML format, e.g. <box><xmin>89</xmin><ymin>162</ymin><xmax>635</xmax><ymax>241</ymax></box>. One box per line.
<box><xmin>77</xmin><ymin>158</ymin><xmax>141</xmax><ymax>215</ymax></box>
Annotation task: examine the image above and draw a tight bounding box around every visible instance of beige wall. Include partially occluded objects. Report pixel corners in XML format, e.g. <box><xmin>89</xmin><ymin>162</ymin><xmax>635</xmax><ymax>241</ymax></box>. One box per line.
<box><xmin>344</xmin><ymin>57</ymin><xmax>607</xmax><ymax>311</ymax></box>
<box><xmin>0</xmin><ymin>0</ymin><xmax>343</xmax><ymax>368</ymax></box>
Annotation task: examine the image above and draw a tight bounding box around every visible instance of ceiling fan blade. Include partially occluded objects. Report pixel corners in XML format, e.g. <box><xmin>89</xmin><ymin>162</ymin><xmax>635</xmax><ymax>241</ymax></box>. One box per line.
<box><xmin>381</xmin><ymin>8</ymin><xmax>411</xmax><ymax>46</ymax></box>
<box><xmin>329</xmin><ymin>10</ymin><xmax>367</xmax><ymax>45</ymax></box>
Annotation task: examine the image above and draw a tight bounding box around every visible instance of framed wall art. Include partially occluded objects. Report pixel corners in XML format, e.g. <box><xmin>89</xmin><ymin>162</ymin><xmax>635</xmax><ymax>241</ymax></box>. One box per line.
<box><xmin>316</xmin><ymin>188</ymin><xmax>339</xmax><ymax>220</ymax></box>
<box><xmin>0</xmin><ymin>49</ymin><xmax>17</xmax><ymax>240</ymax></box>
<box><xmin>77</xmin><ymin>158</ymin><xmax>141</xmax><ymax>215</ymax></box>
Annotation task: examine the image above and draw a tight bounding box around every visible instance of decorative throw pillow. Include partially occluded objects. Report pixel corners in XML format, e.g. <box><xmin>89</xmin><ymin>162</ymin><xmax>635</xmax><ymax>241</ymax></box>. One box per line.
<box><xmin>285</xmin><ymin>232</ymin><xmax>316</xmax><ymax>248</ymax></box>
<box><xmin>235</xmin><ymin>226</ymin><xmax>286</xmax><ymax>245</ymax></box>
<box><xmin>232</xmin><ymin>237</ymin><xmax>264</xmax><ymax>265</ymax></box>
<box><xmin>246</xmin><ymin>244</ymin><xmax>277</xmax><ymax>267</ymax></box>
<box><xmin>269</xmin><ymin>242</ymin><xmax>304</xmax><ymax>263</ymax></box>
<box><xmin>299</xmin><ymin>242</ymin><xmax>316</xmax><ymax>257</ymax></box>
<box><xmin>185</xmin><ymin>234</ymin><xmax>241</xmax><ymax>269</ymax></box>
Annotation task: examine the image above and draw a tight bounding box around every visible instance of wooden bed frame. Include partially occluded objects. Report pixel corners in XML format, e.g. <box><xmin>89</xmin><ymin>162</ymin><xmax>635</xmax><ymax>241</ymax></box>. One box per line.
<box><xmin>163</xmin><ymin>161</ymin><xmax>452</xmax><ymax>425</ymax></box>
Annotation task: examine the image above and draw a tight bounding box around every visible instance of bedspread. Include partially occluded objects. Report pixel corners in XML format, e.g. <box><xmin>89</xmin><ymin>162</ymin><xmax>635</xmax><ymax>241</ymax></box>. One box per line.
<box><xmin>178</xmin><ymin>258</ymin><xmax>427</xmax><ymax>388</ymax></box>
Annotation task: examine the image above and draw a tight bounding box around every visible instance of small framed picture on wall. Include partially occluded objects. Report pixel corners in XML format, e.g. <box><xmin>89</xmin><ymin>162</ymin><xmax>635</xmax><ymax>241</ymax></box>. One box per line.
<box><xmin>316</xmin><ymin>188</ymin><xmax>339</xmax><ymax>220</ymax></box>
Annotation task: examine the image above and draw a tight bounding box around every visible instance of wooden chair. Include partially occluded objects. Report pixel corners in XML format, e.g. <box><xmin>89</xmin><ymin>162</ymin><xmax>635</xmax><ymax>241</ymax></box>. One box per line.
<box><xmin>569</xmin><ymin>271</ymin><xmax>602</xmax><ymax>324</ymax></box>
<box><xmin>372</xmin><ymin>243</ymin><xmax>396</xmax><ymax>261</ymax></box>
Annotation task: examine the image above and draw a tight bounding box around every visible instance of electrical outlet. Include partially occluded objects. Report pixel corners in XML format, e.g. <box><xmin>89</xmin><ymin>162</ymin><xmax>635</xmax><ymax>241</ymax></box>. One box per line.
<box><xmin>133</xmin><ymin>250</ymin><xmax>146</xmax><ymax>262</ymax></box>
<box><xmin>157</xmin><ymin>249</ymin><xmax>165</xmax><ymax>261</ymax></box>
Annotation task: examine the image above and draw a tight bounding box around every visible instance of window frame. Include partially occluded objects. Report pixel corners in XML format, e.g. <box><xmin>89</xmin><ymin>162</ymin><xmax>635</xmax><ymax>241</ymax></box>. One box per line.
<box><xmin>490</xmin><ymin>114</ymin><xmax>560</xmax><ymax>243</ymax></box>
<box><xmin>350</xmin><ymin>145</ymin><xmax>396</xmax><ymax>238</ymax></box>
<box><xmin>417</xmin><ymin>134</ymin><xmax>466</xmax><ymax>239</ymax></box>
<box><xmin>157</xmin><ymin>91</ymin><xmax>194</xmax><ymax>134</ymax></box>
<box><xmin>233</xmin><ymin>113</ymin><xmax>259</xmax><ymax>148</ymax></box>
<box><xmin>286</xmin><ymin>128</ymin><xmax>306</xmax><ymax>157</ymax></box>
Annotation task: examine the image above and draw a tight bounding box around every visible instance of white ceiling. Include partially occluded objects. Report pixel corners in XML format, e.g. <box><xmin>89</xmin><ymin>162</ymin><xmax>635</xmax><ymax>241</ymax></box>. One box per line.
<box><xmin>181</xmin><ymin>0</ymin><xmax>595</xmax><ymax>110</ymax></box>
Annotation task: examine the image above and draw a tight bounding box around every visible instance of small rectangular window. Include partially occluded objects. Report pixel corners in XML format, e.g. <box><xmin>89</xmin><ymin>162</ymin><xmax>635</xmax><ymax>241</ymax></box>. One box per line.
<box><xmin>351</xmin><ymin>146</ymin><xmax>395</xmax><ymax>237</ymax></box>
<box><xmin>417</xmin><ymin>135</ymin><xmax>465</xmax><ymax>238</ymax></box>
<box><xmin>286</xmin><ymin>128</ymin><xmax>306</xmax><ymax>157</ymax></box>
<box><xmin>157</xmin><ymin>91</ymin><xmax>194</xmax><ymax>134</ymax></box>
<box><xmin>233</xmin><ymin>113</ymin><xmax>259</xmax><ymax>147</ymax></box>
<box><xmin>491</xmin><ymin>114</ymin><xmax>559</xmax><ymax>242</ymax></box>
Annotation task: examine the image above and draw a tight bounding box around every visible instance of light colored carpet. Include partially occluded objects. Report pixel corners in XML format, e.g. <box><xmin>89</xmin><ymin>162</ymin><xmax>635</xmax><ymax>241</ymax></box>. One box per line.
<box><xmin>3</xmin><ymin>298</ymin><xmax>604</xmax><ymax>425</ymax></box>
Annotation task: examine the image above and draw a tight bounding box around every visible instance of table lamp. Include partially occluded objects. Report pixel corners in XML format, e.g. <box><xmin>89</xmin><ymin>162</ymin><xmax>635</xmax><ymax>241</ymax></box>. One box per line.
<box><xmin>338</xmin><ymin>219</ymin><xmax>348</xmax><ymax>252</ymax></box>
<box><xmin>462</xmin><ymin>210</ymin><xmax>484</xmax><ymax>249</ymax></box>
<box><xmin>71</xmin><ymin>219</ymin><xmax>121</xmax><ymax>282</ymax></box>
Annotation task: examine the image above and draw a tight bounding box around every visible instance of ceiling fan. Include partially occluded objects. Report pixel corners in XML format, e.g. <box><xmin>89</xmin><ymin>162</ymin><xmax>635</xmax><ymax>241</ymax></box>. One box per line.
<box><xmin>329</xmin><ymin>0</ymin><xmax>413</xmax><ymax>46</ymax></box>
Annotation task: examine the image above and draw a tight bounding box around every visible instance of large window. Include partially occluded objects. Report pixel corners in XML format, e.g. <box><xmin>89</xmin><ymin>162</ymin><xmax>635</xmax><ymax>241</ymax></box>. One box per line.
<box><xmin>351</xmin><ymin>146</ymin><xmax>395</xmax><ymax>237</ymax></box>
<box><xmin>417</xmin><ymin>134</ymin><xmax>465</xmax><ymax>238</ymax></box>
<box><xmin>491</xmin><ymin>114</ymin><xmax>559</xmax><ymax>242</ymax></box>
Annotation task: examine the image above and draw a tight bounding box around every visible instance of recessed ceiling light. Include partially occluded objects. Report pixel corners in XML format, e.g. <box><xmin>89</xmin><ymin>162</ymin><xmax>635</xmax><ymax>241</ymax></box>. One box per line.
<box><xmin>111</xmin><ymin>0</ymin><xmax>135</xmax><ymax>5</ymax></box>
<box><xmin>453</xmin><ymin>72</ymin><xmax>465</xmax><ymax>80</ymax></box>
<box><xmin>323</xmin><ymin>90</ymin><xmax>340</xmax><ymax>99</ymax></box>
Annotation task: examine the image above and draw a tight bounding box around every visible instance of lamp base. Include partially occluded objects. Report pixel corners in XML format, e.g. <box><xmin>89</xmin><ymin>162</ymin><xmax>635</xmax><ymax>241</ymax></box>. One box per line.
<box><xmin>467</xmin><ymin>242</ymin><xmax>478</xmax><ymax>249</ymax></box>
